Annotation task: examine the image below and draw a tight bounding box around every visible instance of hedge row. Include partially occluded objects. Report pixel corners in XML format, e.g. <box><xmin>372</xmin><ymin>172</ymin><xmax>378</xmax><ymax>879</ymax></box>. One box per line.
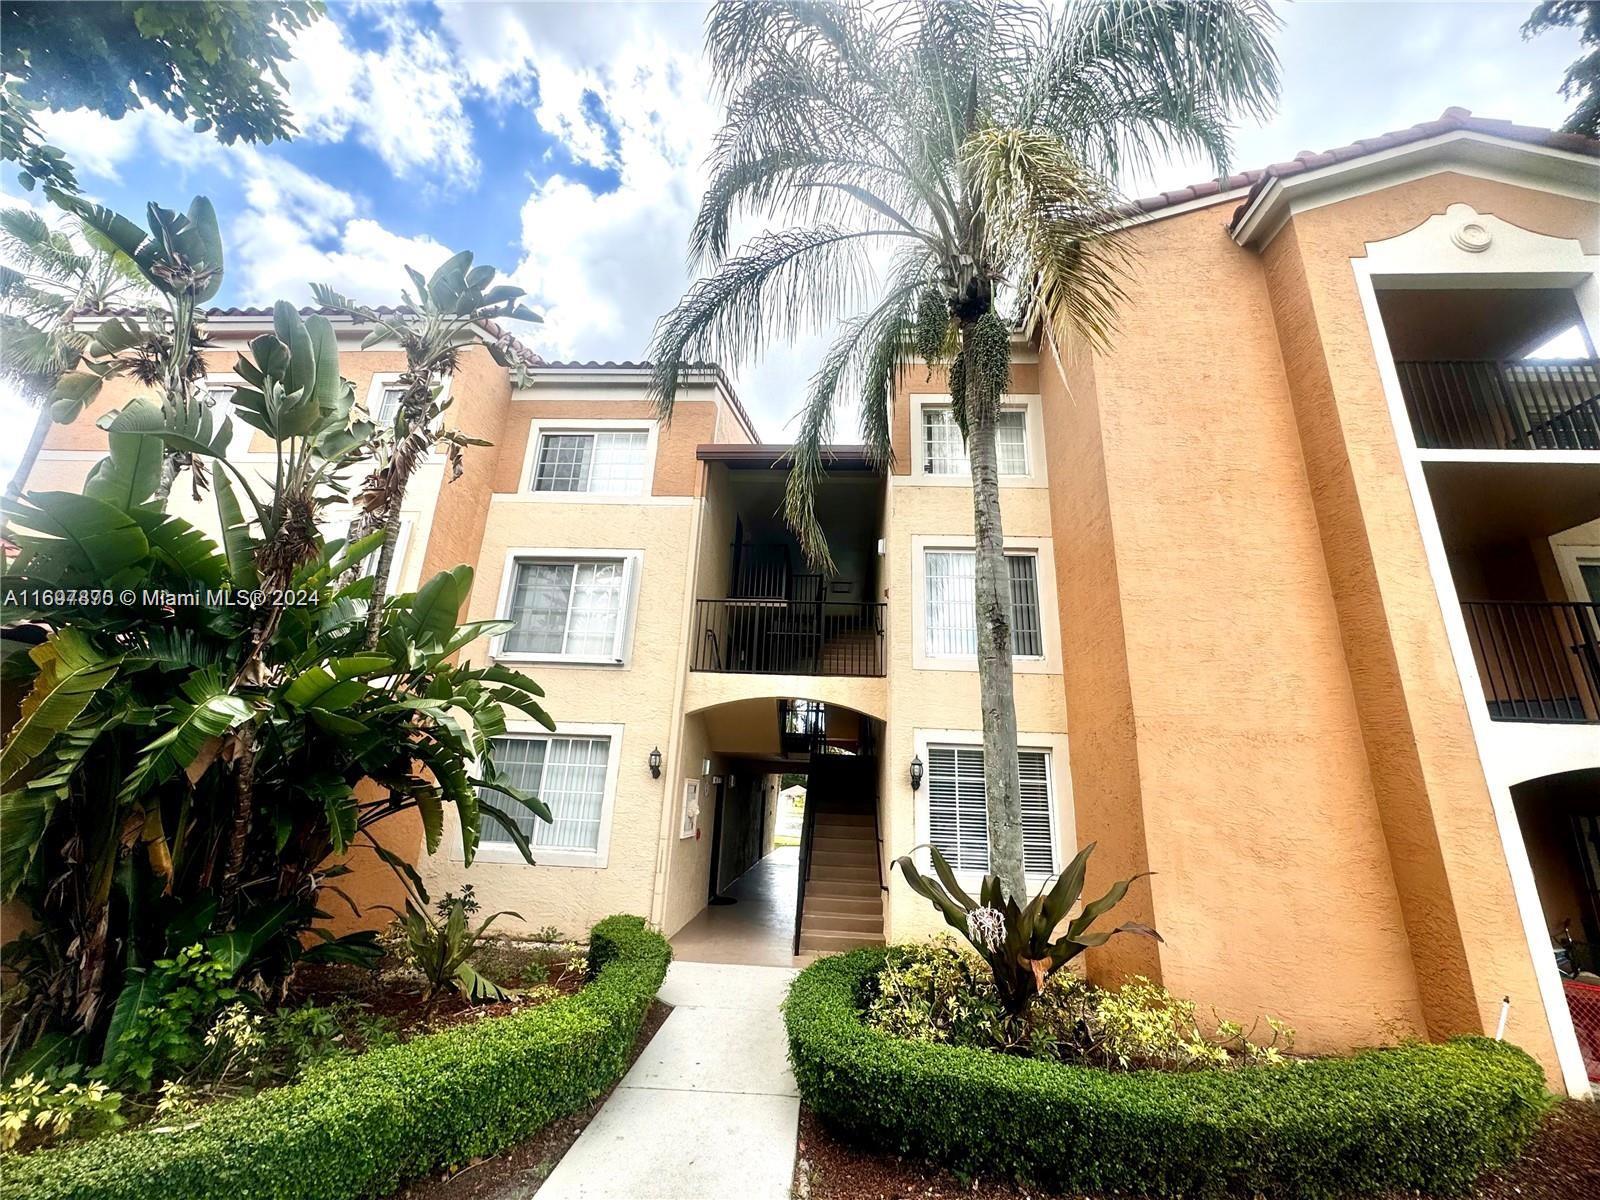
<box><xmin>784</xmin><ymin>949</ymin><xmax>1551</xmax><ymax>1199</ymax></box>
<box><xmin>3</xmin><ymin>915</ymin><xmax>671</xmax><ymax>1200</ymax></box>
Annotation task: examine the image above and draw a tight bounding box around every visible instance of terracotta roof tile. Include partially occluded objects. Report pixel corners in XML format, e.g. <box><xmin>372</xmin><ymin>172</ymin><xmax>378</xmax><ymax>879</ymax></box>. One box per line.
<box><xmin>1117</xmin><ymin>108</ymin><xmax>1599</xmax><ymax>226</ymax></box>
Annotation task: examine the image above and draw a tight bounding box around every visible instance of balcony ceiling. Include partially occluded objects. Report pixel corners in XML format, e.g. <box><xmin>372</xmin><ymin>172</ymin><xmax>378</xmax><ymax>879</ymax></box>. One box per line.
<box><xmin>1377</xmin><ymin>287</ymin><xmax>1585</xmax><ymax>360</ymax></box>
<box><xmin>1425</xmin><ymin>458</ymin><xmax>1600</xmax><ymax>550</ymax></box>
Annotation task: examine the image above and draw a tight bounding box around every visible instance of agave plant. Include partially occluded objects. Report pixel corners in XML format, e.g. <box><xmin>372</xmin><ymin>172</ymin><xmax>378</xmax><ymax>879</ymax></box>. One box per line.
<box><xmin>896</xmin><ymin>841</ymin><xmax>1160</xmax><ymax>1017</ymax></box>
<box><xmin>311</xmin><ymin>253</ymin><xmax>542</xmax><ymax>644</ymax></box>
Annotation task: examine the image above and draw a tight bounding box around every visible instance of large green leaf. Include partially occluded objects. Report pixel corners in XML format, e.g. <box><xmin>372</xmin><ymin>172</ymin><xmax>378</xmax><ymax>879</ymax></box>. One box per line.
<box><xmin>132</xmin><ymin>510</ymin><xmax>229</xmax><ymax>588</ymax></box>
<box><xmin>157</xmin><ymin>389</ymin><xmax>232</xmax><ymax>458</ymax></box>
<box><xmin>0</xmin><ymin>785</ymin><xmax>57</xmax><ymax>900</ymax></box>
<box><xmin>3</xmin><ymin>490</ymin><xmax>150</xmax><ymax>577</ymax></box>
<box><xmin>478</xmin><ymin>798</ymin><xmax>538</xmax><ymax>864</ymax></box>
<box><xmin>213</xmin><ymin>471</ymin><xmax>258</xmax><ymax>588</ymax></box>
<box><xmin>119</xmin><ymin>668</ymin><xmax>250</xmax><ymax>800</ymax></box>
<box><xmin>404</xmin><ymin>565</ymin><xmax>473</xmax><ymax>645</ymax></box>
<box><xmin>83</xmin><ymin>398</ymin><xmax>165</xmax><ymax>510</ymax></box>
<box><xmin>100</xmin><ymin>968</ymin><xmax>163</xmax><ymax>1066</ymax></box>
<box><xmin>205</xmin><ymin>898</ymin><xmax>299</xmax><ymax>975</ymax></box>
<box><xmin>178</xmin><ymin>196</ymin><xmax>224</xmax><ymax>303</ymax></box>
<box><xmin>0</xmin><ymin>629</ymin><xmax>122</xmax><ymax>787</ymax></box>
<box><xmin>282</xmin><ymin>655</ymin><xmax>392</xmax><ymax>708</ymax></box>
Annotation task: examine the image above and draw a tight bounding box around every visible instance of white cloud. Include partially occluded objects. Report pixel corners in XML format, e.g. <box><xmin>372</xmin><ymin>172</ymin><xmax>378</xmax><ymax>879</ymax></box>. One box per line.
<box><xmin>282</xmin><ymin>15</ymin><xmax>479</xmax><ymax>188</ymax></box>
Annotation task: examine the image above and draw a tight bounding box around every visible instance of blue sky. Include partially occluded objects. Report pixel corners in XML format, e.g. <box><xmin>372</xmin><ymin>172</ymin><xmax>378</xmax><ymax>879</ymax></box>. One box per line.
<box><xmin>0</xmin><ymin>0</ymin><xmax>1588</xmax><ymax>474</ymax></box>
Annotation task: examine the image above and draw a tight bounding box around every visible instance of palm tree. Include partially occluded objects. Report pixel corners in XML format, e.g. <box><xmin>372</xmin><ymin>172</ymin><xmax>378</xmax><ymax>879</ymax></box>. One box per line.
<box><xmin>649</xmin><ymin>0</ymin><xmax>1279</xmax><ymax>901</ymax></box>
<box><xmin>0</xmin><ymin>207</ymin><xmax>149</xmax><ymax>502</ymax></box>
<box><xmin>312</xmin><ymin>254</ymin><xmax>541</xmax><ymax>646</ymax></box>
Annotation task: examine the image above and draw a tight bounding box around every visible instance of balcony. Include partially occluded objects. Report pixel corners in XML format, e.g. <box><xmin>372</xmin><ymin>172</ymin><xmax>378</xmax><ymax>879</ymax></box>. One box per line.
<box><xmin>1462</xmin><ymin>601</ymin><xmax>1600</xmax><ymax>724</ymax></box>
<box><xmin>1396</xmin><ymin>359</ymin><xmax>1600</xmax><ymax>451</ymax></box>
<box><xmin>691</xmin><ymin>597</ymin><xmax>886</xmax><ymax>677</ymax></box>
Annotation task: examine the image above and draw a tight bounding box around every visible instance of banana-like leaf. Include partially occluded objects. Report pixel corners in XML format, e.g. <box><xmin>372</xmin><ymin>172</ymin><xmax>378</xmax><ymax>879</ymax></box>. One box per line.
<box><xmin>119</xmin><ymin>668</ymin><xmax>250</xmax><ymax>800</ymax></box>
<box><xmin>367</xmin><ymin>837</ymin><xmax>431</xmax><ymax>905</ymax></box>
<box><xmin>100</xmin><ymin>968</ymin><xmax>163</xmax><ymax>1065</ymax></box>
<box><xmin>0</xmin><ymin>784</ymin><xmax>57</xmax><ymax>900</ymax></box>
<box><xmin>455</xmin><ymin>773</ymin><xmax>482</xmax><ymax>867</ymax></box>
<box><xmin>326</xmin><ymin>792</ymin><xmax>358</xmax><ymax>855</ymax></box>
<box><xmin>416</xmin><ymin>788</ymin><xmax>445</xmax><ymax>855</ymax></box>
<box><xmin>456</xmin><ymin>962</ymin><xmax>516</xmax><ymax>1004</ymax></box>
<box><xmin>478</xmin><ymin>798</ymin><xmax>538</xmax><ymax>864</ymax></box>
<box><xmin>304</xmin><ymin>313</ymin><xmax>342</xmax><ymax>417</ymax></box>
<box><xmin>132</xmin><ymin>510</ymin><xmax>228</xmax><ymax>588</ymax></box>
<box><xmin>405</xmin><ymin>565</ymin><xmax>473</xmax><ymax>645</ymax></box>
<box><xmin>213</xmin><ymin>471</ymin><xmax>258</xmax><ymax>588</ymax></box>
<box><xmin>48</xmin><ymin>370</ymin><xmax>103</xmax><ymax>422</ymax></box>
<box><xmin>157</xmin><ymin>389</ymin><xmax>232</xmax><ymax>458</ymax></box>
<box><xmin>299</xmin><ymin>930</ymin><xmax>382</xmax><ymax>967</ymax></box>
<box><xmin>84</xmin><ymin>398</ymin><xmax>165</xmax><ymax>510</ymax></box>
<box><xmin>3</xmin><ymin>490</ymin><xmax>150</xmax><ymax>577</ymax></box>
<box><xmin>308</xmin><ymin>707</ymin><xmax>368</xmax><ymax>736</ymax></box>
<box><xmin>0</xmin><ymin>629</ymin><xmax>122</xmax><ymax>787</ymax></box>
<box><xmin>205</xmin><ymin>898</ymin><xmax>299</xmax><ymax>975</ymax></box>
<box><xmin>282</xmin><ymin>655</ymin><xmax>391</xmax><ymax>709</ymax></box>
<box><xmin>176</xmin><ymin>196</ymin><xmax>224</xmax><ymax>303</ymax></box>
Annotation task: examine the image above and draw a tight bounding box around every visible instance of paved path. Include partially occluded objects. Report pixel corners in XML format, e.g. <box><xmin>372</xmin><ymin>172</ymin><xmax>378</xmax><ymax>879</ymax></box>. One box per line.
<box><xmin>533</xmin><ymin>960</ymin><xmax>800</xmax><ymax>1200</ymax></box>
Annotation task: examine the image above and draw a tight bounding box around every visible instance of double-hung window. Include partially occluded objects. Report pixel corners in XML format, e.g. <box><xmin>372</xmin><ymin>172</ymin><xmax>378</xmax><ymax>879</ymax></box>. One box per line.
<box><xmin>921</xmin><ymin>406</ymin><xmax>1028</xmax><ymax>476</ymax></box>
<box><xmin>373</xmin><ymin>383</ymin><xmax>408</xmax><ymax>427</ymax></box>
<box><xmin>532</xmin><ymin>430</ymin><xmax>649</xmax><ymax>495</ymax></box>
<box><xmin>925</xmin><ymin>744</ymin><xmax>1055</xmax><ymax>874</ymax></box>
<box><xmin>924</xmin><ymin>550</ymin><xmax>1044</xmax><ymax>658</ymax></box>
<box><xmin>501</xmin><ymin>555</ymin><xmax>633</xmax><ymax>661</ymax></box>
<box><xmin>479</xmin><ymin>734</ymin><xmax>611</xmax><ymax>856</ymax></box>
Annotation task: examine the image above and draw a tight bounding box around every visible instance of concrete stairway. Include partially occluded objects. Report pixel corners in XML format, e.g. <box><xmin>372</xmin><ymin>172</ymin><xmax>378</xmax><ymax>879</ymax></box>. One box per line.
<box><xmin>798</xmin><ymin>806</ymin><xmax>885</xmax><ymax>956</ymax></box>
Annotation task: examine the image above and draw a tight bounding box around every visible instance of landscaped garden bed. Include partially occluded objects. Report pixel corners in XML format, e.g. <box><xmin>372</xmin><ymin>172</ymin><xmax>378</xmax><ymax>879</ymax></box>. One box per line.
<box><xmin>0</xmin><ymin>915</ymin><xmax>670</xmax><ymax>1200</ymax></box>
<box><xmin>785</xmin><ymin>945</ymin><xmax>1553</xmax><ymax>1199</ymax></box>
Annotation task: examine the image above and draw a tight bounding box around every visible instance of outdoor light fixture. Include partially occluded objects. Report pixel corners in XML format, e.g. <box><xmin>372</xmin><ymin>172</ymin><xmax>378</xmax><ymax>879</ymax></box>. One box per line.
<box><xmin>909</xmin><ymin>754</ymin><xmax>924</xmax><ymax>792</ymax></box>
<box><xmin>701</xmin><ymin>757</ymin><xmax>712</xmax><ymax>777</ymax></box>
<box><xmin>648</xmin><ymin>746</ymin><xmax>662</xmax><ymax>779</ymax></box>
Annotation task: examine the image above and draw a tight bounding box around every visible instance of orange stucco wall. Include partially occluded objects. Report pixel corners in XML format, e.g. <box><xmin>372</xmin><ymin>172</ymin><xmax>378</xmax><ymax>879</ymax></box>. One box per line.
<box><xmin>1035</xmin><ymin>169</ymin><xmax>1596</xmax><ymax>1078</ymax></box>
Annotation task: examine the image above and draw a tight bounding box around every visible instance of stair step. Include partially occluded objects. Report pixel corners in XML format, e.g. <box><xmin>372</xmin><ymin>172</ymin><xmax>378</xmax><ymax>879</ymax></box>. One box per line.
<box><xmin>811</xmin><ymin>811</ymin><xmax>874</xmax><ymax>827</ymax></box>
<box><xmin>802</xmin><ymin>910</ymin><xmax>883</xmax><ymax>935</ymax></box>
<box><xmin>810</xmin><ymin>849</ymin><xmax>878</xmax><ymax>869</ymax></box>
<box><xmin>811</xmin><ymin>835</ymin><xmax>872</xmax><ymax>853</ymax></box>
<box><xmin>804</xmin><ymin>893</ymin><xmax>881</xmax><ymax>917</ymax></box>
<box><xmin>805</xmin><ymin>877</ymin><xmax>880</xmax><ymax>900</ymax></box>
<box><xmin>808</xmin><ymin>863</ymin><xmax>878</xmax><ymax>883</ymax></box>
<box><xmin>799</xmin><ymin>930</ymin><xmax>885</xmax><ymax>954</ymax></box>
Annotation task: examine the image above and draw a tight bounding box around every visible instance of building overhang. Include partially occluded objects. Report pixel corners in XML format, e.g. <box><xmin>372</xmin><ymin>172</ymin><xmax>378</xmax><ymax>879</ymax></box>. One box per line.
<box><xmin>1230</xmin><ymin>129</ymin><xmax>1600</xmax><ymax>251</ymax></box>
<box><xmin>695</xmin><ymin>444</ymin><xmax>882</xmax><ymax>472</ymax></box>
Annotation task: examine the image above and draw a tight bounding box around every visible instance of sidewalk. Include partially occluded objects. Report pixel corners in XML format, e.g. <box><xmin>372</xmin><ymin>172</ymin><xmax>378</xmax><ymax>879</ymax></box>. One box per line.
<box><xmin>532</xmin><ymin>960</ymin><xmax>801</xmax><ymax>1200</ymax></box>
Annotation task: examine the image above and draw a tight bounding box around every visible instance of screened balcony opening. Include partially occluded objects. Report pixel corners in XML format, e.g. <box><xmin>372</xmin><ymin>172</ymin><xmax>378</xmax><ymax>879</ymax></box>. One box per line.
<box><xmin>1430</xmin><ymin>459</ymin><xmax>1600</xmax><ymax>724</ymax></box>
<box><xmin>693</xmin><ymin>449</ymin><xmax>886</xmax><ymax>677</ymax></box>
<box><xmin>1376</xmin><ymin>286</ymin><xmax>1598</xmax><ymax>451</ymax></box>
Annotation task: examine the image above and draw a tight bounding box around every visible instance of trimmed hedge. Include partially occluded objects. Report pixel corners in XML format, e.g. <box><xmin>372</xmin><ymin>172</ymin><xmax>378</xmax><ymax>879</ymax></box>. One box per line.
<box><xmin>3</xmin><ymin>915</ymin><xmax>670</xmax><ymax>1200</ymax></box>
<box><xmin>785</xmin><ymin>949</ymin><xmax>1551</xmax><ymax>1199</ymax></box>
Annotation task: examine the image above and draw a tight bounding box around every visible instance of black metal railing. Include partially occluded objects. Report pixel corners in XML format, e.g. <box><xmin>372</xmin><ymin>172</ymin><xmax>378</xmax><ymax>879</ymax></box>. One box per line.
<box><xmin>1395</xmin><ymin>359</ymin><xmax>1600</xmax><ymax>451</ymax></box>
<box><xmin>692</xmin><ymin>598</ymin><xmax>886</xmax><ymax>677</ymax></box>
<box><xmin>1462</xmin><ymin>601</ymin><xmax>1600</xmax><ymax>724</ymax></box>
<box><xmin>793</xmin><ymin>798</ymin><xmax>815</xmax><ymax>956</ymax></box>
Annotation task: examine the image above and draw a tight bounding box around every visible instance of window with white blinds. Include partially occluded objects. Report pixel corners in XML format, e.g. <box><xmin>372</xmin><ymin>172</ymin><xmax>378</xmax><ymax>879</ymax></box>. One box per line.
<box><xmin>479</xmin><ymin>734</ymin><xmax>611</xmax><ymax>853</ymax></box>
<box><xmin>502</xmin><ymin>557</ymin><xmax>630</xmax><ymax>660</ymax></box>
<box><xmin>925</xmin><ymin>745</ymin><xmax>1055</xmax><ymax>874</ymax></box>
<box><xmin>924</xmin><ymin>550</ymin><xmax>1044</xmax><ymax>658</ymax></box>
<box><xmin>920</xmin><ymin>407</ymin><xmax>1028</xmax><ymax>476</ymax></box>
<box><xmin>533</xmin><ymin>430</ymin><xmax>650</xmax><ymax>495</ymax></box>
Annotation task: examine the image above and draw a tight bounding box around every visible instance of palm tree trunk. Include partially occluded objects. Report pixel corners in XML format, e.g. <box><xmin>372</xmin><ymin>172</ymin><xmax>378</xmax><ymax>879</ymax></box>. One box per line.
<box><xmin>962</xmin><ymin>339</ymin><xmax>1027</xmax><ymax>903</ymax></box>
<box><xmin>4</xmin><ymin>400</ymin><xmax>53</xmax><ymax>505</ymax></box>
<box><xmin>362</xmin><ymin>488</ymin><xmax>406</xmax><ymax>648</ymax></box>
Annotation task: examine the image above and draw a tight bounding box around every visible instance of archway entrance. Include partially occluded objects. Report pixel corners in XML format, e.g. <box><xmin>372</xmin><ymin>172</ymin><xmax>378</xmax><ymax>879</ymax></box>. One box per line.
<box><xmin>667</xmin><ymin>697</ymin><xmax>885</xmax><ymax>965</ymax></box>
<box><xmin>1513</xmin><ymin>768</ymin><xmax>1600</xmax><ymax>1084</ymax></box>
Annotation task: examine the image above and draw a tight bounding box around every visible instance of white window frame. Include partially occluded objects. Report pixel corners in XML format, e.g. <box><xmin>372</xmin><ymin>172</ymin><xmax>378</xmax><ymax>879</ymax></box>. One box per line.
<box><xmin>911</xmin><ymin>727</ymin><xmax>1069</xmax><ymax>889</ymax></box>
<box><xmin>910</xmin><ymin>535</ymin><xmax>1060</xmax><ymax>673</ymax></box>
<box><xmin>490</xmin><ymin>547</ymin><xmax>643</xmax><ymax>666</ymax></box>
<box><xmin>909</xmin><ymin>395</ymin><xmax>1044</xmax><ymax>486</ymax></box>
<box><xmin>1552</xmin><ymin>538</ymin><xmax>1600</xmax><ymax>604</ymax></box>
<box><xmin>202</xmin><ymin>373</ymin><xmax>245</xmax><ymax>456</ymax></box>
<box><xmin>363</xmin><ymin>373</ymin><xmax>451</xmax><ymax>431</ymax></box>
<box><xmin>457</xmin><ymin>720</ymin><xmax>624</xmax><ymax>868</ymax></box>
<box><xmin>517</xmin><ymin>418</ymin><xmax>660</xmax><ymax>501</ymax></box>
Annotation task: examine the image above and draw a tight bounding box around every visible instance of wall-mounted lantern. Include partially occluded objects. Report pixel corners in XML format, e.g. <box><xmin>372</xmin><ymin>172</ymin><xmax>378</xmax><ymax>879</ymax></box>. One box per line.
<box><xmin>909</xmin><ymin>753</ymin><xmax>924</xmax><ymax>792</ymax></box>
<box><xmin>648</xmin><ymin>746</ymin><xmax>663</xmax><ymax>779</ymax></box>
<box><xmin>701</xmin><ymin>757</ymin><xmax>713</xmax><ymax>777</ymax></box>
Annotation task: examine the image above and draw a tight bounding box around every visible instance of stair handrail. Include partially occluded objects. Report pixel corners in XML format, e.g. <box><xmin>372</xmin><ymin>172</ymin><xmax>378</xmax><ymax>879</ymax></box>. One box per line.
<box><xmin>793</xmin><ymin>795</ymin><xmax>816</xmax><ymax>956</ymax></box>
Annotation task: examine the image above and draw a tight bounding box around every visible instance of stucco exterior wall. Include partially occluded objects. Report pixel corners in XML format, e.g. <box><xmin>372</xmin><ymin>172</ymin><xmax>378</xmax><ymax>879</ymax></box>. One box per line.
<box><xmin>1258</xmin><ymin>172</ymin><xmax>1596</xmax><ymax>1077</ymax></box>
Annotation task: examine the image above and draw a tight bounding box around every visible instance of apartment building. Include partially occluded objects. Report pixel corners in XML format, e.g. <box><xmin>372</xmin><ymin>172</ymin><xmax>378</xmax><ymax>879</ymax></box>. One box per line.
<box><xmin>22</xmin><ymin>109</ymin><xmax>1598</xmax><ymax>1096</ymax></box>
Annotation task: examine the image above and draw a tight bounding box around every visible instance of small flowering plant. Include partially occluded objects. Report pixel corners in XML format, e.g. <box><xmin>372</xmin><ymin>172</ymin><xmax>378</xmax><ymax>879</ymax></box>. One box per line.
<box><xmin>894</xmin><ymin>841</ymin><xmax>1160</xmax><ymax>1017</ymax></box>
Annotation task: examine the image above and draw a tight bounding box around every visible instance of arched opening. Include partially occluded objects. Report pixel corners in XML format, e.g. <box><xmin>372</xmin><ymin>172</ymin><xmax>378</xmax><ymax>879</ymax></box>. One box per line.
<box><xmin>1512</xmin><ymin>767</ymin><xmax>1600</xmax><ymax>1084</ymax></box>
<box><xmin>665</xmin><ymin>696</ymin><xmax>885</xmax><ymax>966</ymax></box>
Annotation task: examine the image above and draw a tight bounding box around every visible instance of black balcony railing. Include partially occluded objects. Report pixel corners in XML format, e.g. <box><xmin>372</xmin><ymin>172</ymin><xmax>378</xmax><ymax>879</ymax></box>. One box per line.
<box><xmin>1461</xmin><ymin>601</ymin><xmax>1600</xmax><ymax>724</ymax></box>
<box><xmin>692</xmin><ymin>598</ymin><xmax>886</xmax><ymax>677</ymax></box>
<box><xmin>1395</xmin><ymin>359</ymin><xmax>1600</xmax><ymax>451</ymax></box>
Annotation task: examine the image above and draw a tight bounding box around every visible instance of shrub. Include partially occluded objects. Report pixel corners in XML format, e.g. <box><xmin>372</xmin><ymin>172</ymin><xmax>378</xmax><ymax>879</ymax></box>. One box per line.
<box><xmin>788</xmin><ymin>948</ymin><xmax>1551</xmax><ymax>1199</ymax></box>
<box><xmin>1</xmin><ymin>916</ymin><xmax>670</xmax><ymax>1200</ymax></box>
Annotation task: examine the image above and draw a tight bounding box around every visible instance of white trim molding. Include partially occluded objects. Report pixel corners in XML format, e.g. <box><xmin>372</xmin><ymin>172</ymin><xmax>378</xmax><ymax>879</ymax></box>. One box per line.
<box><xmin>910</xmin><ymin>725</ymin><xmax>1073</xmax><ymax>892</ymax></box>
<box><xmin>906</xmin><ymin>393</ymin><xmax>1047</xmax><ymax>487</ymax></box>
<box><xmin>457</xmin><ymin>720</ymin><xmax>626</xmax><ymax>869</ymax></box>
<box><xmin>1351</xmin><ymin>201</ymin><xmax>1599</xmax><ymax>1097</ymax></box>
<box><xmin>909</xmin><ymin>533</ymin><xmax>1062</xmax><ymax>674</ymax></box>
<box><xmin>489</xmin><ymin>547</ymin><xmax>645</xmax><ymax>667</ymax></box>
<box><xmin>516</xmin><ymin>417</ymin><xmax>662</xmax><ymax>500</ymax></box>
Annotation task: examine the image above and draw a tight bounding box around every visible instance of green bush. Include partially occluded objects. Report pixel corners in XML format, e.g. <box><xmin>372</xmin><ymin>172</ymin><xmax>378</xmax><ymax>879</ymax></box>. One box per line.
<box><xmin>786</xmin><ymin>948</ymin><xmax>1551</xmax><ymax>1199</ymax></box>
<box><xmin>1</xmin><ymin>915</ymin><xmax>670</xmax><ymax>1200</ymax></box>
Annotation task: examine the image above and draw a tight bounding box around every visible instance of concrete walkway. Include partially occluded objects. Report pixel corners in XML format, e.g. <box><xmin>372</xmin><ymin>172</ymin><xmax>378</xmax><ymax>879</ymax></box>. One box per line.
<box><xmin>533</xmin><ymin>960</ymin><xmax>800</xmax><ymax>1200</ymax></box>
<box><xmin>669</xmin><ymin>847</ymin><xmax>802</xmax><ymax>968</ymax></box>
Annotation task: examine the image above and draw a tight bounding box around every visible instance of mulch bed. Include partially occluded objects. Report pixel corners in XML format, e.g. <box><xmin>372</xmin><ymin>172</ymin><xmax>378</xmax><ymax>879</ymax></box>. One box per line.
<box><xmin>794</xmin><ymin>1099</ymin><xmax>1600</xmax><ymax>1200</ymax></box>
<box><xmin>387</xmin><ymin>999</ymin><xmax>673</xmax><ymax>1200</ymax></box>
